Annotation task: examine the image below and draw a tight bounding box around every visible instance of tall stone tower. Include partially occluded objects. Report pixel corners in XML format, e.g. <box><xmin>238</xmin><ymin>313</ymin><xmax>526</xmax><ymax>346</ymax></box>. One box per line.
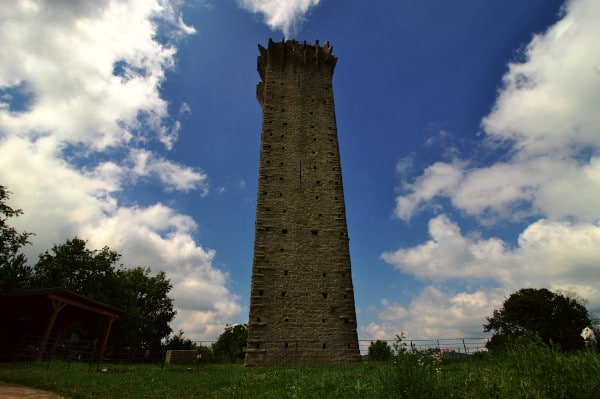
<box><xmin>245</xmin><ymin>39</ymin><xmax>361</xmax><ymax>366</ymax></box>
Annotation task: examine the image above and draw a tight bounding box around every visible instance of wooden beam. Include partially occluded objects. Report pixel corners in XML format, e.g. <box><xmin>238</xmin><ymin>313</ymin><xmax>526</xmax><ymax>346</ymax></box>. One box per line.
<box><xmin>37</xmin><ymin>298</ymin><xmax>66</xmax><ymax>360</ymax></box>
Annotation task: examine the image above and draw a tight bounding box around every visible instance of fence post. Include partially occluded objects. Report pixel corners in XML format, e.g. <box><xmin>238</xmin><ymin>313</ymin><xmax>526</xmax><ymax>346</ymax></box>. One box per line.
<box><xmin>88</xmin><ymin>339</ymin><xmax>97</xmax><ymax>372</ymax></box>
<box><xmin>463</xmin><ymin>339</ymin><xmax>468</xmax><ymax>355</ymax></box>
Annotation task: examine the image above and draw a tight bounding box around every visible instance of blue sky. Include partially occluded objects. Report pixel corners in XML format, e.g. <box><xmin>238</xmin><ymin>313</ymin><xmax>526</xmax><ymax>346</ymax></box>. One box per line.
<box><xmin>2</xmin><ymin>0</ymin><xmax>599</xmax><ymax>342</ymax></box>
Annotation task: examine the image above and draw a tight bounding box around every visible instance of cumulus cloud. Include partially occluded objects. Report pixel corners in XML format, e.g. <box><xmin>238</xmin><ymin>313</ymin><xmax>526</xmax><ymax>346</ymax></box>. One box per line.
<box><xmin>0</xmin><ymin>1</ymin><xmax>182</xmax><ymax>149</ymax></box>
<box><xmin>361</xmin><ymin>287</ymin><xmax>503</xmax><ymax>342</ymax></box>
<box><xmin>382</xmin><ymin>215</ymin><xmax>513</xmax><ymax>283</ymax></box>
<box><xmin>0</xmin><ymin>0</ymin><xmax>241</xmax><ymax>340</ymax></box>
<box><xmin>377</xmin><ymin>214</ymin><xmax>600</xmax><ymax>339</ymax></box>
<box><xmin>383</xmin><ymin>214</ymin><xmax>600</xmax><ymax>299</ymax></box>
<box><xmin>394</xmin><ymin>161</ymin><xmax>464</xmax><ymax>221</ymax></box>
<box><xmin>238</xmin><ymin>0</ymin><xmax>320</xmax><ymax>38</ymax></box>
<box><xmin>481</xmin><ymin>0</ymin><xmax>600</xmax><ymax>157</ymax></box>
<box><xmin>394</xmin><ymin>0</ymin><xmax>600</xmax><ymax>223</ymax></box>
<box><xmin>80</xmin><ymin>204</ymin><xmax>242</xmax><ymax>339</ymax></box>
<box><xmin>380</xmin><ymin>0</ymin><xmax>600</xmax><ymax>340</ymax></box>
<box><xmin>128</xmin><ymin>148</ymin><xmax>209</xmax><ymax>193</ymax></box>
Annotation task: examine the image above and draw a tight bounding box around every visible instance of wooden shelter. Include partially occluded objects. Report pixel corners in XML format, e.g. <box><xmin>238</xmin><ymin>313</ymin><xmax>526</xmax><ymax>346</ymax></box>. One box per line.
<box><xmin>0</xmin><ymin>288</ymin><xmax>123</xmax><ymax>361</ymax></box>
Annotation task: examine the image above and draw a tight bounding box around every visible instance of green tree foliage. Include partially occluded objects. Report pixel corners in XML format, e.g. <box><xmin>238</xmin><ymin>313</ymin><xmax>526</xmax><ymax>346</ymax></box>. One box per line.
<box><xmin>484</xmin><ymin>288</ymin><xmax>591</xmax><ymax>351</ymax></box>
<box><xmin>31</xmin><ymin>237</ymin><xmax>176</xmax><ymax>350</ymax></box>
<box><xmin>111</xmin><ymin>266</ymin><xmax>176</xmax><ymax>350</ymax></box>
<box><xmin>0</xmin><ymin>186</ymin><xmax>33</xmax><ymax>292</ymax></box>
<box><xmin>368</xmin><ymin>339</ymin><xmax>393</xmax><ymax>361</ymax></box>
<box><xmin>195</xmin><ymin>344</ymin><xmax>214</xmax><ymax>363</ymax></box>
<box><xmin>163</xmin><ymin>330</ymin><xmax>196</xmax><ymax>351</ymax></box>
<box><xmin>211</xmin><ymin>324</ymin><xmax>247</xmax><ymax>363</ymax></box>
<box><xmin>31</xmin><ymin>237</ymin><xmax>120</xmax><ymax>304</ymax></box>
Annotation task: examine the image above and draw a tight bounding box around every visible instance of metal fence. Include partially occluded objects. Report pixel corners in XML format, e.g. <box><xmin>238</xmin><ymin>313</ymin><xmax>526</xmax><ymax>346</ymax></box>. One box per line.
<box><xmin>2</xmin><ymin>335</ymin><xmax>163</xmax><ymax>365</ymax></box>
<box><xmin>191</xmin><ymin>337</ymin><xmax>491</xmax><ymax>356</ymax></box>
<box><xmin>3</xmin><ymin>335</ymin><xmax>489</xmax><ymax>366</ymax></box>
<box><xmin>358</xmin><ymin>337</ymin><xmax>490</xmax><ymax>356</ymax></box>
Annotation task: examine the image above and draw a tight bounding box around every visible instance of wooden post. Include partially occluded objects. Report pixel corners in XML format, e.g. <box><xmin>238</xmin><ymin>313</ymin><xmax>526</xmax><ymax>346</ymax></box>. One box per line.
<box><xmin>96</xmin><ymin>315</ymin><xmax>117</xmax><ymax>363</ymax></box>
<box><xmin>37</xmin><ymin>298</ymin><xmax>66</xmax><ymax>360</ymax></box>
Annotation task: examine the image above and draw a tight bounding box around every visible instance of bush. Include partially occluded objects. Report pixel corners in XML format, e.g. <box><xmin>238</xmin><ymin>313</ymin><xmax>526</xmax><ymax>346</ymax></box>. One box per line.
<box><xmin>484</xmin><ymin>288</ymin><xmax>591</xmax><ymax>352</ymax></box>
<box><xmin>211</xmin><ymin>324</ymin><xmax>247</xmax><ymax>363</ymax></box>
<box><xmin>367</xmin><ymin>340</ymin><xmax>393</xmax><ymax>361</ymax></box>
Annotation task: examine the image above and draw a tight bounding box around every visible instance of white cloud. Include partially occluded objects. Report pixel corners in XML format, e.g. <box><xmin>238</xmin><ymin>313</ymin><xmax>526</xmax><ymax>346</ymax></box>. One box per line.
<box><xmin>80</xmin><ymin>204</ymin><xmax>242</xmax><ymax>340</ymax></box>
<box><xmin>383</xmin><ymin>0</ymin><xmax>600</xmax><ymax>340</ymax></box>
<box><xmin>394</xmin><ymin>0</ymin><xmax>600</xmax><ymax>223</ymax></box>
<box><xmin>0</xmin><ymin>0</ymin><xmax>240</xmax><ymax>341</ymax></box>
<box><xmin>394</xmin><ymin>161</ymin><xmax>464</xmax><ymax>221</ymax></box>
<box><xmin>128</xmin><ymin>148</ymin><xmax>209</xmax><ymax>194</ymax></box>
<box><xmin>0</xmin><ymin>136</ymin><xmax>119</xmax><ymax>250</ymax></box>
<box><xmin>378</xmin><ymin>215</ymin><xmax>600</xmax><ymax>340</ymax></box>
<box><xmin>382</xmin><ymin>215</ymin><xmax>512</xmax><ymax>283</ymax></box>
<box><xmin>482</xmin><ymin>0</ymin><xmax>600</xmax><ymax>158</ymax></box>
<box><xmin>516</xmin><ymin>219</ymin><xmax>600</xmax><ymax>297</ymax></box>
<box><xmin>360</xmin><ymin>287</ymin><xmax>502</xmax><ymax>342</ymax></box>
<box><xmin>397</xmin><ymin>156</ymin><xmax>600</xmax><ymax>224</ymax></box>
<box><xmin>395</xmin><ymin>155</ymin><xmax>414</xmax><ymax>179</ymax></box>
<box><xmin>237</xmin><ymin>0</ymin><xmax>320</xmax><ymax>37</ymax></box>
<box><xmin>383</xmin><ymin>214</ymin><xmax>600</xmax><ymax>302</ymax></box>
<box><xmin>0</xmin><ymin>0</ymin><xmax>183</xmax><ymax>149</ymax></box>
<box><xmin>361</xmin><ymin>322</ymin><xmax>396</xmax><ymax>341</ymax></box>
<box><xmin>450</xmin><ymin>158</ymin><xmax>554</xmax><ymax>220</ymax></box>
<box><xmin>179</xmin><ymin>102</ymin><xmax>192</xmax><ymax>116</ymax></box>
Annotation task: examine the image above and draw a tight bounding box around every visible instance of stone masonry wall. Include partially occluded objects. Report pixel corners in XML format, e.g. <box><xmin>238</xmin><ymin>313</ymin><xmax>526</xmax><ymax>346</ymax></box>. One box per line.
<box><xmin>245</xmin><ymin>39</ymin><xmax>361</xmax><ymax>366</ymax></box>
<box><xmin>165</xmin><ymin>350</ymin><xmax>197</xmax><ymax>365</ymax></box>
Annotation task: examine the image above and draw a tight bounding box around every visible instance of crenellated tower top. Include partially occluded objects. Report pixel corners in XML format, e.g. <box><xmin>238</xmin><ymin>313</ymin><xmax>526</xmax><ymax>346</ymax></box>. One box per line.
<box><xmin>257</xmin><ymin>38</ymin><xmax>337</xmax><ymax>80</ymax></box>
<box><xmin>256</xmin><ymin>39</ymin><xmax>337</xmax><ymax>106</ymax></box>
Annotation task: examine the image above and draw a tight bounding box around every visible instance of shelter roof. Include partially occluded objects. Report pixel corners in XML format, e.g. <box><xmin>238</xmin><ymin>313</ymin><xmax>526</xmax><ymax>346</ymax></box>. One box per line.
<box><xmin>0</xmin><ymin>287</ymin><xmax>123</xmax><ymax>321</ymax></box>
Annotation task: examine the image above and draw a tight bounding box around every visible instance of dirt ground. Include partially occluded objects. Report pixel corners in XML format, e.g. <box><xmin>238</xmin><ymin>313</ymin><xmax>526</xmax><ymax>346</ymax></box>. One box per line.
<box><xmin>0</xmin><ymin>381</ymin><xmax>64</xmax><ymax>399</ymax></box>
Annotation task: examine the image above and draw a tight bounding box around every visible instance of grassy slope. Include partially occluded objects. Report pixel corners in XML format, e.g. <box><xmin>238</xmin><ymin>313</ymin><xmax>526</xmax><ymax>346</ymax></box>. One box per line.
<box><xmin>1</xmin><ymin>344</ymin><xmax>600</xmax><ymax>398</ymax></box>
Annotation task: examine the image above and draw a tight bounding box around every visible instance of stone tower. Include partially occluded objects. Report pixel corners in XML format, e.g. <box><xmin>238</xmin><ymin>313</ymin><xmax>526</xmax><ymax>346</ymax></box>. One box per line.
<box><xmin>245</xmin><ymin>39</ymin><xmax>361</xmax><ymax>366</ymax></box>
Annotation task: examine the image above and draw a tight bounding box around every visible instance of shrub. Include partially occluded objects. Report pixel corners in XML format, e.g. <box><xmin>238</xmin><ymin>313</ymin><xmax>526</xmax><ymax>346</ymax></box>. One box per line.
<box><xmin>367</xmin><ymin>340</ymin><xmax>393</xmax><ymax>361</ymax></box>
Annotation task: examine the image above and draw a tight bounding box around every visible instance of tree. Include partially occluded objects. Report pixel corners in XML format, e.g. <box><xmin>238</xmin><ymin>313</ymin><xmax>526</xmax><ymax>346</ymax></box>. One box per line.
<box><xmin>163</xmin><ymin>330</ymin><xmax>196</xmax><ymax>351</ymax></box>
<box><xmin>484</xmin><ymin>288</ymin><xmax>591</xmax><ymax>351</ymax></box>
<box><xmin>31</xmin><ymin>237</ymin><xmax>120</xmax><ymax>304</ymax></box>
<box><xmin>368</xmin><ymin>340</ymin><xmax>393</xmax><ymax>361</ymax></box>
<box><xmin>195</xmin><ymin>344</ymin><xmax>214</xmax><ymax>364</ymax></box>
<box><xmin>0</xmin><ymin>185</ymin><xmax>33</xmax><ymax>292</ymax></box>
<box><xmin>31</xmin><ymin>238</ymin><xmax>176</xmax><ymax>350</ymax></box>
<box><xmin>212</xmin><ymin>324</ymin><xmax>247</xmax><ymax>363</ymax></box>
<box><xmin>111</xmin><ymin>266</ymin><xmax>176</xmax><ymax>350</ymax></box>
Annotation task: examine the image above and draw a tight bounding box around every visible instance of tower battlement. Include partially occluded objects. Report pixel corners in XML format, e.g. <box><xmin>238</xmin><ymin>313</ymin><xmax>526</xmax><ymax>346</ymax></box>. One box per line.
<box><xmin>256</xmin><ymin>39</ymin><xmax>337</xmax><ymax>107</ymax></box>
<box><xmin>257</xmin><ymin>39</ymin><xmax>337</xmax><ymax>79</ymax></box>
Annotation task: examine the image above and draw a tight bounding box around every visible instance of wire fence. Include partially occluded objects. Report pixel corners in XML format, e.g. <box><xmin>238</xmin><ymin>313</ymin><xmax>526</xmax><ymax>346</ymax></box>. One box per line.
<box><xmin>194</xmin><ymin>337</ymin><xmax>491</xmax><ymax>357</ymax></box>
<box><xmin>2</xmin><ymin>335</ymin><xmax>164</xmax><ymax>366</ymax></box>
<box><xmin>2</xmin><ymin>335</ymin><xmax>490</xmax><ymax>367</ymax></box>
<box><xmin>358</xmin><ymin>337</ymin><xmax>490</xmax><ymax>356</ymax></box>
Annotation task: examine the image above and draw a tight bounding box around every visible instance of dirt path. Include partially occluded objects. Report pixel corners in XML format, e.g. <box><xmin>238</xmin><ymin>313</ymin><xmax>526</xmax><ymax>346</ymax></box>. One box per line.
<box><xmin>0</xmin><ymin>381</ymin><xmax>64</xmax><ymax>398</ymax></box>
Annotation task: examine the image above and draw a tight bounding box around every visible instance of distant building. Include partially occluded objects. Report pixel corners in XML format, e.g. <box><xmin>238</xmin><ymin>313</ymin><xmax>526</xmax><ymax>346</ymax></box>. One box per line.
<box><xmin>245</xmin><ymin>39</ymin><xmax>361</xmax><ymax>366</ymax></box>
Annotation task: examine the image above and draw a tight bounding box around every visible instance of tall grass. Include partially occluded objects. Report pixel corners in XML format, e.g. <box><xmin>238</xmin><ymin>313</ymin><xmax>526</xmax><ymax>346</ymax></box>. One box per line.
<box><xmin>1</xmin><ymin>341</ymin><xmax>599</xmax><ymax>398</ymax></box>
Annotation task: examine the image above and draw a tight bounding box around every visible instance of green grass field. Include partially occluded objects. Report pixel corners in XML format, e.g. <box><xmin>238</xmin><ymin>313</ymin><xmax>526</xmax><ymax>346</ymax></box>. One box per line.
<box><xmin>1</xmin><ymin>342</ymin><xmax>600</xmax><ymax>398</ymax></box>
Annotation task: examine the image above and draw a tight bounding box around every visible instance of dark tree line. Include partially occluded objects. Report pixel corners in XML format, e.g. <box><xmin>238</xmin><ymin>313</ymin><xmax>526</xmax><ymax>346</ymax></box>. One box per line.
<box><xmin>29</xmin><ymin>237</ymin><xmax>177</xmax><ymax>351</ymax></box>
<box><xmin>1</xmin><ymin>185</ymin><xmax>251</xmax><ymax>363</ymax></box>
<box><xmin>163</xmin><ymin>324</ymin><xmax>248</xmax><ymax>364</ymax></box>
<box><xmin>0</xmin><ymin>185</ymin><xmax>176</xmax><ymax>353</ymax></box>
<box><xmin>3</xmin><ymin>185</ymin><xmax>596</xmax><ymax>360</ymax></box>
